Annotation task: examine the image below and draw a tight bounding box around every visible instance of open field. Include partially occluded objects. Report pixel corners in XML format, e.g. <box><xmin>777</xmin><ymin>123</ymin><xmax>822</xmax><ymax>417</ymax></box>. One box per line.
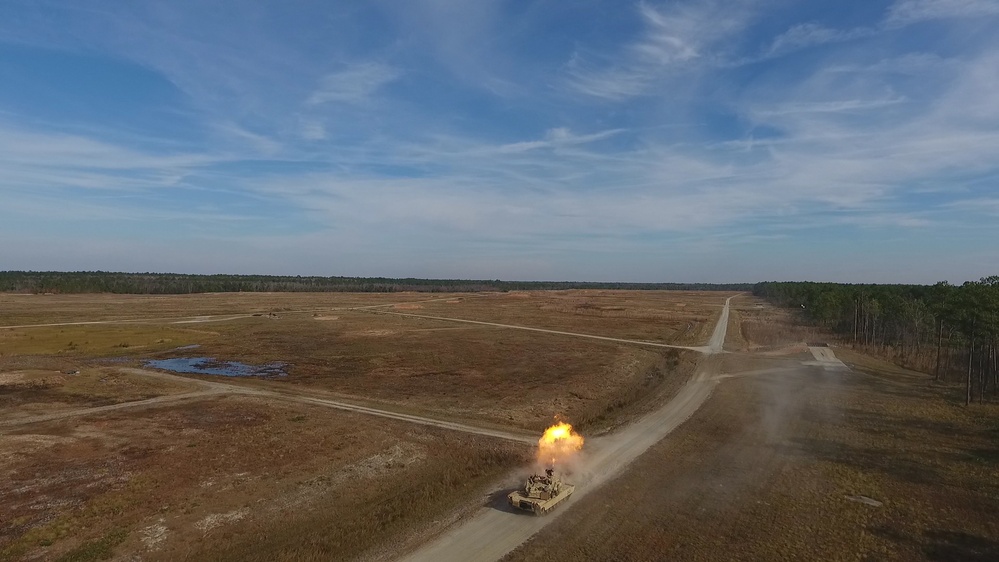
<box><xmin>4</xmin><ymin>290</ymin><xmax>995</xmax><ymax>561</ymax></box>
<box><xmin>409</xmin><ymin>290</ymin><xmax>723</xmax><ymax>346</ymax></box>
<box><xmin>0</xmin><ymin>292</ymin><xmax>441</xmax><ymax>326</ymax></box>
<box><xmin>0</xmin><ymin>290</ymin><xmax>716</xmax><ymax>560</ymax></box>
<box><xmin>1</xmin><ymin>394</ymin><xmax>528</xmax><ymax>561</ymax></box>
<box><xmin>0</xmin><ymin>367</ymin><xmax>196</xmax><ymax>425</ymax></box>
<box><xmin>728</xmin><ymin>297</ymin><xmax>824</xmax><ymax>352</ymax></box>
<box><xmin>0</xmin><ymin>291</ymin><xmax>714</xmax><ymax>432</ymax></box>
<box><xmin>506</xmin><ymin>322</ymin><xmax>999</xmax><ymax>561</ymax></box>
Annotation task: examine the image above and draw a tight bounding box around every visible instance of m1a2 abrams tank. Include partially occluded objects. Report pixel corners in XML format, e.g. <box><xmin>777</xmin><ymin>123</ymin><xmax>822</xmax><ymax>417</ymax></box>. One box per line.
<box><xmin>507</xmin><ymin>467</ymin><xmax>574</xmax><ymax>516</ymax></box>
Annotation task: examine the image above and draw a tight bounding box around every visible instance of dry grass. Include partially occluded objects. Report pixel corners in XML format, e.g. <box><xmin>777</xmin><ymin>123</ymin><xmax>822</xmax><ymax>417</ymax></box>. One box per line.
<box><xmin>1</xmin><ymin>291</ymin><xmax>724</xmax><ymax>432</ymax></box>
<box><xmin>196</xmin><ymin>443</ymin><xmax>524</xmax><ymax>562</ymax></box>
<box><xmin>0</xmin><ymin>324</ymin><xmax>206</xmax><ymax>357</ymax></box>
<box><xmin>415</xmin><ymin>290</ymin><xmax>727</xmax><ymax>345</ymax></box>
<box><xmin>0</xmin><ymin>367</ymin><xmax>196</xmax><ymax>423</ymax></box>
<box><xmin>0</xmin><ymin>290</ymin><xmax>728</xmax><ymax>560</ymax></box>
<box><xmin>732</xmin><ymin>298</ymin><xmax>825</xmax><ymax>350</ymax></box>
<box><xmin>0</xmin><ymin>292</ymin><xmax>427</xmax><ymax>326</ymax></box>
<box><xmin>507</xmin><ymin>348</ymin><xmax>999</xmax><ymax>561</ymax></box>
<box><xmin>0</xmin><ymin>395</ymin><xmax>528</xmax><ymax>561</ymax></box>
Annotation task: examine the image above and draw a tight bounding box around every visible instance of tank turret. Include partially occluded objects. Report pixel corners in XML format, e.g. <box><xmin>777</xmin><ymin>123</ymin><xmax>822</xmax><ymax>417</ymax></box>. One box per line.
<box><xmin>507</xmin><ymin>467</ymin><xmax>575</xmax><ymax>515</ymax></box>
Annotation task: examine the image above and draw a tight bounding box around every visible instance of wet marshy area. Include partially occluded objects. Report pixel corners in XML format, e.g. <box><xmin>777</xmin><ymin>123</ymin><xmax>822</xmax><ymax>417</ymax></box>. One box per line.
<box><xmin>145</xmin><ymin>357</ymin><xmax>287</xmax><ymax>377</ymax></box>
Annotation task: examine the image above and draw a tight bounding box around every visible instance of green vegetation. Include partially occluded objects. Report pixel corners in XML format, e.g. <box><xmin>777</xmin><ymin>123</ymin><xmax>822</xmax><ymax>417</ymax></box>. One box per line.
<box><xmin>0</xmin><ymin>270</ymin><xmax>752</xmax><ymax>294</ymax></box>
<box><xmin>755</xmin><ymin>277</ymin><xmax>999</xmax><ymax>404</ymax></box>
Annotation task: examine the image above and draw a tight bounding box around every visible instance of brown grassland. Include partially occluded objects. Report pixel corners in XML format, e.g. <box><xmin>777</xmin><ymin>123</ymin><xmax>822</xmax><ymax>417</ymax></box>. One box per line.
<box><xmin>2</xmin><ymin>394</ymin><xmax>527</xmax><ymax>562</ymax></box>
<box><xmin>0</xmin><ymin>290</ymin><xmax>716</xmax><ymax>561</ymax></box>
<box><xmin>506</xmin><ymin>299</ymin><xmax>999</xmax><ymax>562</ymax></box>
<box><xmin>3</xmin><ymin>291</ymin><xmax>996</xmax><ymax>561</ymax></box>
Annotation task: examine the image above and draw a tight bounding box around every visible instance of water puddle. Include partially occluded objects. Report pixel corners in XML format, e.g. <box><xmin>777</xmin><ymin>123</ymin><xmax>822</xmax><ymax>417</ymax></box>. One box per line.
<box><xmin>145</xmin><ymin>357</ymin><xmax>287</xmax><ymax>377</ymax></box>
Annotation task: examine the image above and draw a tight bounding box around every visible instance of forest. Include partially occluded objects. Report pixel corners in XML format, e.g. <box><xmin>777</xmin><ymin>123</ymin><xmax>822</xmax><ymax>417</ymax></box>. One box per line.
<box><xmin>754</xmin><ymin>277</ymin><xmax>999</xmax><ymax>405</ymax></box>
<box><xmin>0</xmin><ymin>271</ymin><xmax>752</xmax><ymax>295</ymax></box>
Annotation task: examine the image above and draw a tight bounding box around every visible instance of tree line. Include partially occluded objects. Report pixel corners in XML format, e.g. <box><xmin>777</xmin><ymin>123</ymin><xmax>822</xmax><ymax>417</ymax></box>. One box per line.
<box><xmin>754</xmin><ymin>278</ymin><xmax>999</xmax><ymax>405</ymax></box>
<box><xmin>0</xmin><ymin>271</ymin><xmax>752</xmax><ymax>295</ymax></box>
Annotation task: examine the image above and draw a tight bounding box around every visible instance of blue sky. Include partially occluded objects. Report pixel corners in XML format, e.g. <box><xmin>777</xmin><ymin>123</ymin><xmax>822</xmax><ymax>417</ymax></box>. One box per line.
<box><xmin>1</xmin><ymin>0</ymin><xmax>998</xmax><ymax>283</ymax></box>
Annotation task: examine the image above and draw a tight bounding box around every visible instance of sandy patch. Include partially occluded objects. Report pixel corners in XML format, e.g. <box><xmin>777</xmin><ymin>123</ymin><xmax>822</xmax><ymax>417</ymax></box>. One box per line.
<box><xmin>0</xmin><ymin>371</ymin><xmax>65</xmax><ymax>389</ymax></box>
<box><xmin>0</xmin><ymin>372</ymin><xmax>28</xmax><ymax>385</ymax></box>
<box><xmin>141</xmin><ymin>519</ymin><xmax>169</xmax><ymax>550</ymax></box>
<box><xmin>351</xmin><ymin>329</ymin><xmax>396</xmax><ymax>337</ymax></box>
<box><xmin>393</xmin><ymin>304</ymin><xmax>424</xmax><ymax>310</ymax></box>
<box><xmin>195</xmin><ymin>508</ymin><xmax>248</xmax><ymax>534</ymax></box>
<box><xmin>752</xmin><ymin>343</ymin><xmax>809</xmax><ymax>356</ymax></box>
<box><xmin>313</xmin><ymin>316</ymin><xmax>340</xmax><ymax>321</ymax></box>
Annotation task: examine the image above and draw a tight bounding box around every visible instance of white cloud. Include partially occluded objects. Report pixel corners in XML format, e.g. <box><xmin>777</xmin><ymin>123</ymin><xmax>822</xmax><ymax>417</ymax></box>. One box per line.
<box><xmin>564</xmin><ymin>0</ymin><xmax>755</xmax><ymax>100</ymax></box>
<box><xmin>306</xmin><ymin>62</ymin><xmax>401</xmax><ymax>105</ymax></box>
<box><xmin>762</xmin><ymin>0</ymin><xmax>999</xmax><ymax>61</ymax></box>
<box><xmin>886</xmin><ymin>0</ymin><xmax>999</xmax><ymax>26</ymax></box>
<box><xmin>946</xmin><ymin>198</ymin><xmax>999</xmax><ymax>216</ymax></box>
<box><xmin>0</xmin><ymin>126</ymin><xmax>216</xmax><ymax>175</ymax></box>
<box><xmin>298</xmin><ymin>119</ymin><xmax>327</xmax><ymax>141</ymax></box>
<box><xmin>765</xmin><ymin>23</ymin><xmax>875</xmax><ymax>57</ymax></box>
<box><xmin>751</xmin><ymin>97</ymin><xmax>907</xmax><ymax>117</ymax></box>
<box><xmin>2</xmin><ymin>0</ymin><xmax>998</xmax><ymax>282</ymax></box>
<box><xmin>211</xmin><ymin>122</ymin><xmax>282</xmax><ymax>155</ymax></box>
<box><xmin>493</xmin><ymin>127</ymin><xmax>624</xmax><ymax>154</ymax></box>
<box><xmin>373</xmin><ymin>0</ymin><xmax>521</xmax><ymax>97</ymax></box>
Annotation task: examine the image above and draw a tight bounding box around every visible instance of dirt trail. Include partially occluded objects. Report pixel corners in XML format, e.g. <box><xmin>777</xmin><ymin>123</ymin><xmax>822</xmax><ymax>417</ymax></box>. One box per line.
<box><xmin>0</xmin><ymin>296</ymin><xmax>463</xmax><ymax>330</ymax></box>
<box><xmin>237</xmin><ymin>388</ymin><xmax>536</xmax><ymax>444</ymax></box>
<box><xmin>364</xmin><ymin>310</ymin><xmax>710</xmax><ymax>353</ymax></box>
<box><xmin>0</xmin><ymin>368</ymin><xmax>536</xmax><ymax>444</ymax></box>
<box><xmin>1</xmin><ymin>296</ymin><xmax>734</xmax><ymax>442</ymax></box>
<box><xmin>706</xmin><ymin>294</ymin><xmax>731</xmax><ymax>353</ymax></box>
<box><xmin>0</xmin><ymin>390</ymin><xmax>224</xmax><ymax>428</ymax></box>
<box><xmin>401</xmin><ymin>296</ymin><xmax>735</xmax><ymax>562</ymax></box>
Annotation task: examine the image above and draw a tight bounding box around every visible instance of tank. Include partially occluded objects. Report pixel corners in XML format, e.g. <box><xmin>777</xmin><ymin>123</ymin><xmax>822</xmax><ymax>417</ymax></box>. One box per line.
<box><xmin>507</xmin><ymin>467</ymin><xmax>575</xmax><ymax>515</ymax></box>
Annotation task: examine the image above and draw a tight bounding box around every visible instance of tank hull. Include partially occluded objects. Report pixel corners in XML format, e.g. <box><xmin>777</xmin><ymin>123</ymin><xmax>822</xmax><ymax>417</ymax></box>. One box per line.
<box><xmin>507</xmin><ymin>484</ymin><xmax>575</xmax><ymax>515</ymax></box>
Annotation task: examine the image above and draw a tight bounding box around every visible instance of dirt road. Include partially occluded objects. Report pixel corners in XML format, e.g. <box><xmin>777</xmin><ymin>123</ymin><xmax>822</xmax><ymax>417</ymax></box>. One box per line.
<box><xmin>365</xmin><ymin>310</ymin><xmax>711</xmax><ymax>353</ymax></box>
<box><xmin>401</xmin><ymin>296</ymin><xmax>735</xmax><ymax>562</ymax></box>
<box><xmin>0</xmin><ymin>296</ymin><xmax>460</xmax><ymax>330</ymax></box>
<box><xmin>0</xmin><ymin>390</ymin><xmax>224</xmax><ymax>428</ymax></box>
<box><xmin>0</xmin><ymin>367</ymin><xmax>536</xmax><ymax>444</ymax></box>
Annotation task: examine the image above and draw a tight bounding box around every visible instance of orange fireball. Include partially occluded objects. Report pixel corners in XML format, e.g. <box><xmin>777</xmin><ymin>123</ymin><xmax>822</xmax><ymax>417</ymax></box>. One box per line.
<box><xmin>537</xmin><ymin>421</ymin><xmax>584</xmax><ymax>466</ymax></box>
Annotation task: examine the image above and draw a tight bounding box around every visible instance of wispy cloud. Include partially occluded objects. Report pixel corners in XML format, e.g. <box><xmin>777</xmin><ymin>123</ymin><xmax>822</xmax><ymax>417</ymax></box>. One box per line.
<box><xmin>1</xmin><ymin>0</ymin><xmax>998</xmax><ymax>281</ymax></box>
<box><xmin>492</xmin><ymin>127</ymin><xmax>624</xmax><ymax>154</ymax></box>
<box><xmin>751</xmin><ymin>97</ymin><xmax>907</xmax><ymax>117</ymax></box>
<box><xmin>306</xmin><ymin>62</ymin><xmax>401</xmax><ymax>105</ymax></box>
<box><xmin>762</xmin><ymin>0</ymin><xmax>999</xmax><ymax>61</ymax></box>
<box><xmin>886</xmin><ymin>0</ymin><xmax>999</xmax><ymax>26</ymax></box>
<box><xmin>947</xmin><ymin>198</ymin><xmax>999</xmax><ymax>216</ymax></box>
<box><xmin>563</xmin><ymin>1</ymin><xmax>754</xmax><ymax>100</ymax></box>
<box><xmin>764</xmin><ymin>23</ymin><xmax>875</xmax><ymax>58</ymax></box>
<box><xmin>0</xmin><ymin>126</ymin><xmax>218</xmax><ymax>178</ymax></box>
